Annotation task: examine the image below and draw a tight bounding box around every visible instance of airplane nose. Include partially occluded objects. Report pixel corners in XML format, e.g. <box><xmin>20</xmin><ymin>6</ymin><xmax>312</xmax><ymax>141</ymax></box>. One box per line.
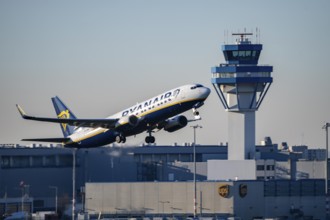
<box><xmin>200</xmin><ymin>86</ymin><xmax>211</xmax><ymax>98</ymax></box>
<box><xmin>205</xmin><ymin>87</ymin><xmax>211</xmax><ymax>96</ymax></box>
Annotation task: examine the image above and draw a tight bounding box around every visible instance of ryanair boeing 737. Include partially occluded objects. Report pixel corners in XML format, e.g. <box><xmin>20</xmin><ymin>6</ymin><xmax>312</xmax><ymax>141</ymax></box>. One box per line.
<box><xmin>16</xmin><ymin>84</ymin><xmax>210</xmax><ymax>148</ymax></box>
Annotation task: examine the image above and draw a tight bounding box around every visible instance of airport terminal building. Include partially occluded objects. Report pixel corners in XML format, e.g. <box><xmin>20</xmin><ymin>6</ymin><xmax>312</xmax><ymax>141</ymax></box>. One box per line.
<box><xmin>0</xmin><ymin>140</ymin><xmax>328</xmax><ymax>219</ymax></box>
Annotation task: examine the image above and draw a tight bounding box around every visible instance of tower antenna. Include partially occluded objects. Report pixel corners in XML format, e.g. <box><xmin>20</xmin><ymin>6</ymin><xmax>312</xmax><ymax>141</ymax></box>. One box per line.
<box><xmin>256</xmin><ymin>27</ymin><xmax>258</xmax><ymax>43</ymax></box>
<box><xmin>224</xmin><ymin>30</ymin><xmax>226</xmax><ymax>44</ymax></box>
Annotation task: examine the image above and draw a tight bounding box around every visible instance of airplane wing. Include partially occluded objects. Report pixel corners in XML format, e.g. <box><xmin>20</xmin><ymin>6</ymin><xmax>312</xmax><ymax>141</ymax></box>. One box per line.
<box><xmin>21</xmin><ymin>138</ymin><xmax>71</xmax><ymax>143</ymax></box>
<box><xmin>16</xmin><ymin>104</ymin><xmax>119</xmax><ymax>129</ymax></box>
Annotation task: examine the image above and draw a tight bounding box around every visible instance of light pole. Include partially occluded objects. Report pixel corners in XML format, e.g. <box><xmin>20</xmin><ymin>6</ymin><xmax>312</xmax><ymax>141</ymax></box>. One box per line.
<box><xmin>191</xmin><ymin>124</ymin><xmax>202</xmax><ymax>219</ymax></box>
<box><xmin>21</xmin><ymin>186</ymin><xmax>24</xmax><ymax>212</ymax></box>
<box><xmin>49</xmin><ymin>186</ymin><xmax>58</xmax><ymax>215</ymax></box>
<box><xmin>72</xmin><ymin>148</ymin><xmax>77</xmax><ymax>220</ymax></box>
<box><xmin>323</xmin><ymin>123</ymin><xmax>329</xmax><ymax>195</ymax></box>
<box><xmin>19</xmin><ymin>183</ymin><xmax>29</xmax><ymax>213</ymax></box>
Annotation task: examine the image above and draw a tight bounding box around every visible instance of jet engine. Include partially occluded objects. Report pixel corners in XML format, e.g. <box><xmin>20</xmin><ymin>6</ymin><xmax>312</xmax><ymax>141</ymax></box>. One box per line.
<box><xmin>116</xmin><ymin>115</ymin><xmax>139</xmax><ymax>128</ymax></box>
<box><xmin>163</xmin><ymin>115</ymin><xmax>188</xmax><ymax>132</ymax></box>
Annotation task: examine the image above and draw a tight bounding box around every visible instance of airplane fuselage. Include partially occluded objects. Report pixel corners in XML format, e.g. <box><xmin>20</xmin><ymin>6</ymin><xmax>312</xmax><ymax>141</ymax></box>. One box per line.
<box><xmin>67</xmin><ymin>84</ymin><xmax>210</xmax><ymax>148</ymax></box>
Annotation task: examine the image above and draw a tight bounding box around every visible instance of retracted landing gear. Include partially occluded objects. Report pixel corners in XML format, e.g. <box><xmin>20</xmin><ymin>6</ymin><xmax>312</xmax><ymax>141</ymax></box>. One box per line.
<box><xmin>115</xmin><ymin>134</ymin><xmax>126</xmax><ymax>143</ymax></box>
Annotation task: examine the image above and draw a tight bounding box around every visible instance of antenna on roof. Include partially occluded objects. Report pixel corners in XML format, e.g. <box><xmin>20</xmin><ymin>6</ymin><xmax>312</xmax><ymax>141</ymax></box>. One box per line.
<box><xmin>223</xmin><ymin>30</ymin><xmax>225</xmax><ymax>44</ymax></box>
<box><xmin>256</xmin><ymin>27</ymin><xmax>258</xmax><ymax>43</ymax></box>
<box><xmin>232</xmin><ymin>32</ymin><xmax>253</xmax><ymax>44</ymax></box>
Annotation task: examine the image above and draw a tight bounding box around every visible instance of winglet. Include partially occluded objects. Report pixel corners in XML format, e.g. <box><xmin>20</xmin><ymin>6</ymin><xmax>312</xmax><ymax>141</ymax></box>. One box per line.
<box><xmin>16</xmin><ymin>104</ymin><xmax>27</xmax><ymax>118</ymax></box>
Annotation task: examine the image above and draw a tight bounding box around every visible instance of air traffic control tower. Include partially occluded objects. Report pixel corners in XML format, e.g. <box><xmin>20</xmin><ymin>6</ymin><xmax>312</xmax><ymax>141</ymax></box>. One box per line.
<box><xmin>211</xmin><ymin>33</ymin><xmax>273</xmax><ymax>160</ymax></box>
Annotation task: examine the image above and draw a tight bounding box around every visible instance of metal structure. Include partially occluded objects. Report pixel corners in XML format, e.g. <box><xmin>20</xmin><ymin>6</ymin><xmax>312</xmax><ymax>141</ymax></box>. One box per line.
<box><xmin>211</xmin><ymin>32</ymin><xmax>273</xmax><ymax>160</ymax></box>
<box><xmin>72</xmin><ymin>149</ymin><xmax>76</xmax><ymax>220</ymax></box>
<box><xmin>323</xmin><ymin>123</ymin><xmax>330</xmax><ymax>194</ymax></box>
<box><xmin>323</xmin><ymin>122</ymin><xmax>330</xmax><ymax>218</ymax></box>
<box><xmin>191</xmin><ymin>124</ymin><xmax>202</xmax><ymax>218</ymax></box>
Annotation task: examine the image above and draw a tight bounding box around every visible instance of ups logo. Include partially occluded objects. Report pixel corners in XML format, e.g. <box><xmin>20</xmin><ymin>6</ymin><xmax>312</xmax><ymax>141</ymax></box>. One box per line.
<box><xmin>218</xmin><ymin>184</ymin><xmax>230</xmax><ymax>198</ymax></box>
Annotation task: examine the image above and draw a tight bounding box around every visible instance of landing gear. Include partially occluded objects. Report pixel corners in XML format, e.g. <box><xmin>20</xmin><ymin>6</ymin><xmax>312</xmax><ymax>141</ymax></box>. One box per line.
<box><xmin>115</xmin><ymin>134</ymin><xmax>126</xmax><ymax>143</ymax></box>
<box><xmin>145</xmin><ymin>127</ymin><xmax>155</xmax><ymax>144</ymax></box>
<box><xmin>192</xmin><ymin>108</ymin><xmax>199</xmax><ymax>116</ymax></box>
<box><xmin>145</xmin><ymin>136</ymin><xmax>155</xmax><ymax>144</ymax></box>
<box><xmin>192</xmin><ymin>108</ymin><xmax>201</xmax><ymax>120</ymax></box>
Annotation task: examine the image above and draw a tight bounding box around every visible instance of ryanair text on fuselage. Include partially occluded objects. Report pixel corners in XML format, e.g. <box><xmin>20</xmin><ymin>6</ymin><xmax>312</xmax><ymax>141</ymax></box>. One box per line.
<box><xmin>122</xmin><ymin>89</ymin><xmax>180</xmax><ymax>117</ymax></box>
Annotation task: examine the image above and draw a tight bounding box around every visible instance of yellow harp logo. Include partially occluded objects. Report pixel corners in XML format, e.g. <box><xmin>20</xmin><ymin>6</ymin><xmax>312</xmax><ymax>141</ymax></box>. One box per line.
<box><xmin>58</xmin><ymin>110</ymin><xmax>70</xmax><ymax>131</ymax></box>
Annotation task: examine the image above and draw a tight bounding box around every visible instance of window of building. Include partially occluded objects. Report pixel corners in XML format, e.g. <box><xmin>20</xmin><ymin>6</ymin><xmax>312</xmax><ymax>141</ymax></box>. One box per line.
<box><xmin>0</xmin><ymin>156</ymin><xmax>10</xmax><ymax>168</ymax></box>
<box><xmin>257</xmin><ymin>176</ymin><xmax>265</xmax><ymax>180</ymax></box>
<box><xmin>224</xmin><ymin>50</ymin><xmax>260</xmax><ymax>62</ymax></box>
<box><xmin>142</xmin><ymin>154</ymin><xmax>152</xmax><ymax>163</ymax></box>
<box><xmin>44</xmin><ymin>155</ymin><xmax>56</xmax><ymax>167</ymax></box>
<box><xmin>180</xmin><ymin>154</ymin><xmax>190</xmax><ymax>162</ymax></box>
<box><xmin>12</xmin><ymin>156</ymin><xmax>30</xmax><ymax>168</ymax></box>
<box><xmin>1</xmin><ymin>154</ymin><xmax>75</xmax><ymax>169</ymax></box>
<box><xmin>266</xmin><ymin>165</ymin><xmax>274</xmax><ymax>170</ymax></box>
<box><xmin>58</xmin><ymin>155</ymin><xmax>72</xmax><ymax>167</ymax></box>
<box><xmin>256</xmin><ymin>165</ymin><xmax>264</xmax><ymax>170</ymax></box>
<box><xmin>32</xmin><ymin>156</ymin><xmax>43</xmax><ymax>167</ymax></box>
<box><xmin>168</xmin><ymin>154</ymin><xmax>179</xmax><ymax>162</ymax></box>
<box><xmin>196</xmin><ymin>154</ymin><xmax>202</xmax><ymax>162</ymax></box>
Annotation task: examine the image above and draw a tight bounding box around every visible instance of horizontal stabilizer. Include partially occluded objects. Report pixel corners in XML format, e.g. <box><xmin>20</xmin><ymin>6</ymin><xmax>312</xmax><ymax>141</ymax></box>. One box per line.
<box><xmin>21</xmin><ymin>138</ymin><xmax>71</xmax><ymax>143</ymax></box>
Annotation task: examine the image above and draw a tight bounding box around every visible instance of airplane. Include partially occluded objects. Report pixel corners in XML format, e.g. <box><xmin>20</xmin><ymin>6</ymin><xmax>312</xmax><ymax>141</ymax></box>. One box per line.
<box><xmin>16</xmin><ymin>83</ymin><xmax>211</xmax><ymax>148</ymax></box>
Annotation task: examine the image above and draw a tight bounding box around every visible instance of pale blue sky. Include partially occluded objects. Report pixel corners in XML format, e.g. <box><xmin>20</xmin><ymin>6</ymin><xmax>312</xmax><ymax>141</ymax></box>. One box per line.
<box><xmin>1</xmin><ymin>1</ymin><xmax>329</xmax><ymax>148</ymax></box>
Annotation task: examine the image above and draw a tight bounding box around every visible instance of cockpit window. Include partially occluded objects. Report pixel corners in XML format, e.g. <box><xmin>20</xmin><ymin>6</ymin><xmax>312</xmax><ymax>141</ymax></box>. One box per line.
<box><xmin>190</xmin><ymin>84</ymin><xmax>203</xmax><ymax>90</ymax></box>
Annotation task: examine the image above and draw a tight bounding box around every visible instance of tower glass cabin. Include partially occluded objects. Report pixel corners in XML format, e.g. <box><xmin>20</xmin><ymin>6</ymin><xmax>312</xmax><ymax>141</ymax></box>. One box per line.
<box><xmin>211</xmin><ymin>33</ymin><xmax>273</xmax><ymax>160</ymax></box>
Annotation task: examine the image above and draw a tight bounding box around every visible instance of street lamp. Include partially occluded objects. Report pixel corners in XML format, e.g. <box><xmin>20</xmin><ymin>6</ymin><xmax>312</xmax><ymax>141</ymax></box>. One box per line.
<box><xmin>323</xmin><ymin>123</ymin><xmax>329</xmax><ymax>195</ymax></box>
<box><xmin>49</xmin><ymin>186</ymin><xmax>58</xmax><ymax>215</ymax></box>
<box><xmin>72</xmin><ymin>148</ymin><xmax>77</xmax><ymax>220</ymax></box>
<box><xmin>19</xmin><ymin>183</ymin><xmax>29</xmax><ymax>213</ymax></box>
<box><xmin>191</xmin><ymin>124</ymin><xmax>202</xmax><ymax>219</ymax></box>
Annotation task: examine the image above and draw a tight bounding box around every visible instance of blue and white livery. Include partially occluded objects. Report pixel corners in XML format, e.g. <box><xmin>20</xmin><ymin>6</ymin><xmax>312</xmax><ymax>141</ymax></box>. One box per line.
<box><xmin>16</xmin><ymin>84</ymin><xmax>210</xmax><ymax>148</ymax></box>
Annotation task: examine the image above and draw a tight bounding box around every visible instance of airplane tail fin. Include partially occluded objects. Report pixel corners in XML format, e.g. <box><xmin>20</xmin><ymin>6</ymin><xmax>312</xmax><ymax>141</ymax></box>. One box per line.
<box><xmin>51</xmin><ymin>96</ymin><xmax>77</xmax><ymax>137</ymax></box>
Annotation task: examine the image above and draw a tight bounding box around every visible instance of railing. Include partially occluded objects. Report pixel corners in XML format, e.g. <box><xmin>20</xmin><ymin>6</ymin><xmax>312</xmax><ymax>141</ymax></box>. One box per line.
<box><xmin>212</xmin><ymin>72</ymin><xmax>271</xmax><ymax>79</ymax></box>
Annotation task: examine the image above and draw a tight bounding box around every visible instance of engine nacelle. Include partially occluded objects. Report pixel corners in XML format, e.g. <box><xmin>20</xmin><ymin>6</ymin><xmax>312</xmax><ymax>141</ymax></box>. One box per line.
<box><xmin>116</xmin><ymin>115</ymin><xmax>139</xmax><ymax>128</ymax></box>
<box><xmin>163</xmin><ymin>115</ymin><xmax>188</xmax><ymax>132</ymax></box>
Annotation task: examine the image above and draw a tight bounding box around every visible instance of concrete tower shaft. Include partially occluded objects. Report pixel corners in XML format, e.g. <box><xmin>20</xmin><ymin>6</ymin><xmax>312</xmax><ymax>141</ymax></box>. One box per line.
<box><xmin>211</xmin><ymin>33</ymin><xmax>273</xmax><ymax>160</ymax></box>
